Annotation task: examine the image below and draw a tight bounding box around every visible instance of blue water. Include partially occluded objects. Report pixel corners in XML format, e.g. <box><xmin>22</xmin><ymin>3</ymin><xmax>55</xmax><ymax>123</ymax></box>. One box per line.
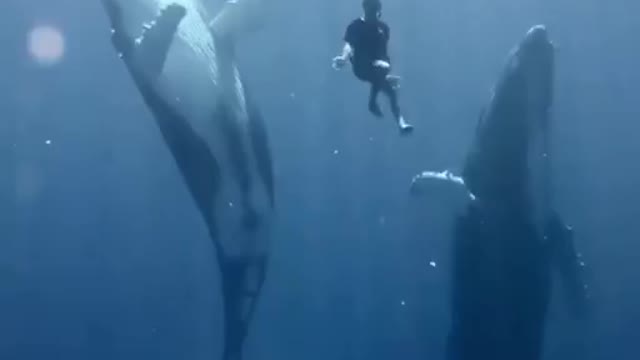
<box><xmin>1</xmin><ymin>0</ymin><xmax>639</xmax><ymax>359</ymax></box>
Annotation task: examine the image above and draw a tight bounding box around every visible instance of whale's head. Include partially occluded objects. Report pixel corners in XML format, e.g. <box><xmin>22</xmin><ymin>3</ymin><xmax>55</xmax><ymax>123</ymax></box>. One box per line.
<box><xmin>514</xmin><ymin>25</ymin><xmax>555</xmax><ymax>115</ymax></box>
<box><xmin>492</xmin><ymin>25</ymin><xmax>555</xmax><ymax>128</ymax></box>
<box><xmin>462</xmin><ymin>25</ymin><xmax>556</xmax><ymax>207</ymax></box>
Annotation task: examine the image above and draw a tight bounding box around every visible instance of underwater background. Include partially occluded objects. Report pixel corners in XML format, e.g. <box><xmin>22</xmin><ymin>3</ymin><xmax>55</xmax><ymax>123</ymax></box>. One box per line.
<box><xmin>1</xmin><ymin>0</ymin><xmax>639</xmax><ymax>359</ymax></box>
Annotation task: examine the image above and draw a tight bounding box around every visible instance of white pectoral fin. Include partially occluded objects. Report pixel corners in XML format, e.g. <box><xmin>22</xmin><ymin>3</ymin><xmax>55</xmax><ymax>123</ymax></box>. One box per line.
<box><xmin>101</xmin><ymin>0</ymin><xmax>136</xmax><ymax>58</ymax></box>
<box><xmin>135</xmin><ymin>4</ymin><xmax>187</xmax><ymax>79</ymax></box>
<box><xmin>209</xmin><ymin>0</ymin><xmax>265</xmax><ymax>39</ymax></box>
<box><xmin>410</xmin><ymin>169</ymin><xmax>475</xmax><ymax>212</ymax></box>
<box><xmin>410</xmin><ymin>170</ymin><xmax>465</xmax><ymax>193</ymax></box>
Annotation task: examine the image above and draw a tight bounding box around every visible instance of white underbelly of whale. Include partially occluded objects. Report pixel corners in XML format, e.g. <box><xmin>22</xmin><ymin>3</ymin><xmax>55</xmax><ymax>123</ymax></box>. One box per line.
<box><xmin>120</xmin><ymin>0</ymin><xmax>271</xmax><ymax>257</ymax></box>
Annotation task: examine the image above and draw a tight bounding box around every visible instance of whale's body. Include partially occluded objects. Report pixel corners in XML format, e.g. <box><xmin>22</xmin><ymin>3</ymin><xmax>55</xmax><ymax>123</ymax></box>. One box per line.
<box><xmin>411</xmin><ymin>26</ymin><xmax>588</xmax><ymax>360</ymax></box>
<box><xmin>101</xmin><ymin>1</ymin><xmax>273</xmax><ymax>359</ymax></box>
<box><xmin>109</xmin><ymin>0</ymin><xmax>274</xmax><ymax>257</ymax></box>
<box><xmin>412</xmin><ymin>26</ymin><xmax>554</xmax><ymax>228</ymax></box>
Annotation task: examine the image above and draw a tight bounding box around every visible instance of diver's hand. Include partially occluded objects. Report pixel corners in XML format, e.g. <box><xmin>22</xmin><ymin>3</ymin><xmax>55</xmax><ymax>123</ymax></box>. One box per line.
<box><xmin>332</xmin><ymin>55</ymin><xmax>348</xmax><ymax>70</ymax></box>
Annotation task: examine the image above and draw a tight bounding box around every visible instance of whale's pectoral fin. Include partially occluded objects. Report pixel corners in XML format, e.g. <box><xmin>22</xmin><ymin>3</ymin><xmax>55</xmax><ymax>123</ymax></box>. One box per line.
<box><xmin>101</xmin><ymin>0</ymin><xmax>135</xmax><ymax>57</ymax></box>
<box><xmin>135</xmin><ymin>4</ymin><xmax>187</xmax><ymax>79</ymax></box>
<box><xmin>545</xmin><ymin>215</ymin><xmax>590</xmax><ymax>319</ymax></box>
<box><xmin>409</xmin><ymin>170</ymin><xmax>474</xmax><ymax>215</ymax></box>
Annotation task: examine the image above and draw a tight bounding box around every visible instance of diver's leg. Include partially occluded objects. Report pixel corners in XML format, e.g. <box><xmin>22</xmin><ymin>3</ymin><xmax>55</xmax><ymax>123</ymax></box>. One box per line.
<box><xmin>380</xmin><ymin>80</ymin><xmax>413</xmax><ymax>134</ymax></box>
<box><xmin>371</xmin><ymin>61</ymin><xmax>413</xmax><ymax>134</ymax></box>
<box><xmin>357</xmin><ymin>63</ymin><xmax>383</xmax><ymax>117</ymax></box>
<box><xmin>380</xmin><ymin>81</ymin><xmax>400</xmax><ymax>119</ymax></box>
<box><xmin>368</xmin><ymin>84</ymin><xmax>383</xmax><ymax>117</ymax></box>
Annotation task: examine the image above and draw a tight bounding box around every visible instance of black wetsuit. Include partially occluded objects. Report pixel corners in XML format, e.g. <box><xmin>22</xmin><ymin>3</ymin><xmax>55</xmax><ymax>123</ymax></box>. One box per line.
<box><xmin>344</xmin><ymin>17</ymin><xmax>400</xmax><ymax>119</ymax></box>
<box><xmin>345</xmin><ymin>17</ymin><xmax>390</xmax><ymax>82</ymax></box>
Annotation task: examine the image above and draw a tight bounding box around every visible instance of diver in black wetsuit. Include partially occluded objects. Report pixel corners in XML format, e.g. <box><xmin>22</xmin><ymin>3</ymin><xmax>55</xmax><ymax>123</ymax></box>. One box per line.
<box><xmin>333</xmin><ymin>0</ymin><xmax>413</xmax><ymax>134</ymax></box>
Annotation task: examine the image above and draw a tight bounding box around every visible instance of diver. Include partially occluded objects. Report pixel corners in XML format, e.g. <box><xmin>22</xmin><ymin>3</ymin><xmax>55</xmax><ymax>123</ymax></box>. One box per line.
<box><xmin>332</xmin><ymin>0</ymin><xmax>413</xmax><ymax>134</ymax></box>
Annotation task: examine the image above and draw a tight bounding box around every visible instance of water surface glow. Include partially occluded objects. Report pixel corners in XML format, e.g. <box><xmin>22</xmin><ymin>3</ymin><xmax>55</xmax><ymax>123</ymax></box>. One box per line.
<box><xmin>28</xmin><ymin>25</ymin><xmax>65</xmax><ymax>66</ymax></box>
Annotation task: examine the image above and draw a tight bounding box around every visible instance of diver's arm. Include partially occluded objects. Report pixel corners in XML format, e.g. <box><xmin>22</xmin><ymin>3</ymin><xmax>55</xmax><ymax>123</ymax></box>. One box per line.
<box><xmin>332</xmin><ymin>43</ymin><xmax>353</xmax><ymax>69</ymax></box>
<box><xmin>340</xmin><ymin>42</ymin><xmax>354</xmax><ymax>59</ymax></box>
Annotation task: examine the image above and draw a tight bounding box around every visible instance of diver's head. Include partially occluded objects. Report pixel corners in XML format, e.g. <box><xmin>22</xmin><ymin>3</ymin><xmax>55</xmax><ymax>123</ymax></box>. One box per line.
<box><xmin>362</xmin><ymin>0</ymin><xmax>382</xmax><ymax>20</ymax></box>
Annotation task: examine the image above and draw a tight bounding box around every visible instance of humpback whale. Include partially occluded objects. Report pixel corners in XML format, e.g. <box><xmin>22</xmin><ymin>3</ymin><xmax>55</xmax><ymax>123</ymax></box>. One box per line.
<box><xmin>100</xmin><ymin>1</ymin><xmax>274</xmax><ymax>359</ymax></box>
<box><xmin>410</xmin><ymin>26</ymin><xmax>589</xmax><ymax>360</ymax></box>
